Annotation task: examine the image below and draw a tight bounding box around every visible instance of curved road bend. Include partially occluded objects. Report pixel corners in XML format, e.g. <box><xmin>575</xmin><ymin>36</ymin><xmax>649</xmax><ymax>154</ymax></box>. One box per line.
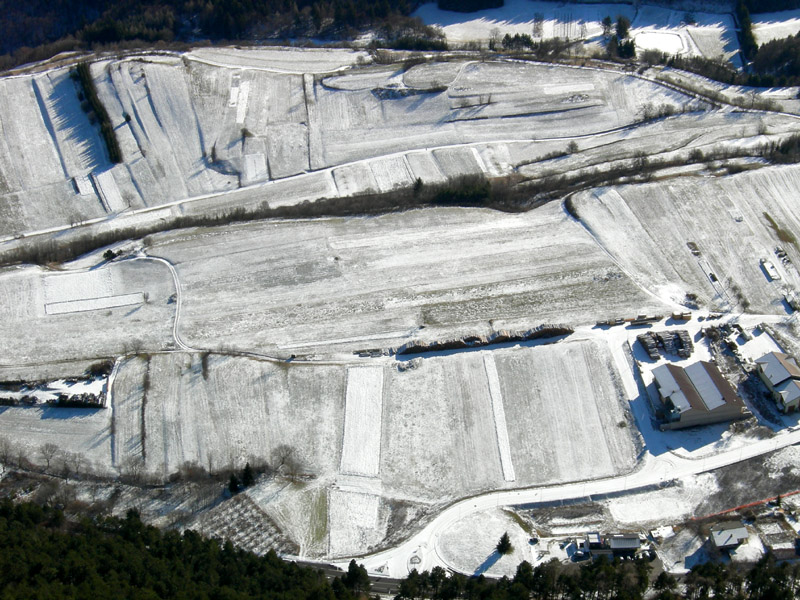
<box><xmin>331</xmin><ymin>428</ymin><xmax>800</xmax><ymax>579</ymax></box>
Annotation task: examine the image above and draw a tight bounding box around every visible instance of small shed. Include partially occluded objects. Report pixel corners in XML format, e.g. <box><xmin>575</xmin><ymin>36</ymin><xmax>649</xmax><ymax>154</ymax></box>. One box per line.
<box><xmin>606</xmin><ymin>534</ymin><xmax>641</xmax><ymax>557</ymax></box>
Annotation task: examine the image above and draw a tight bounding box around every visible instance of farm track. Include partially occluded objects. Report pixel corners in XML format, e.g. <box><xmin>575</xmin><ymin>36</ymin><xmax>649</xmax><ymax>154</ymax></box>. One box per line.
<box><xmin>130</xmin><ymin>254</ymin><xmax>194</xmax><ymax>352</ymax></box>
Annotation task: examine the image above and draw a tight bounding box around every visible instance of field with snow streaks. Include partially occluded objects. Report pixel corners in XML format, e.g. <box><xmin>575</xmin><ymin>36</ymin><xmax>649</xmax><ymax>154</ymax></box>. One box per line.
<box><xmin>405</xmin><ymin>152</ymin><xmax>447</xmax><ymax>184</ymax></box>
<box><xmin>0</xmin><ymin>405</ymin><xmax>112</xmax><ymax>473</ymax></box>
<box><xmin>333</xmin><ymin>163</ymin><xmax>379</xmax><ymax>196</ymax></box>
<box><xmin>381</xmin><ymin>353</ymin><xmax>503</xmax><ymax>500</ymax></box>
<box><xmin>433</xmin><ymin>147</ymin><xmax>484</xmax><ymax>179</ymax></box>
<box><xmin>495</xmin><ymin>340</ymin><xmax>638</xmax><ymax>485</ymax></box>
<box><xmin>0</xmin><ymin>48</ymin><xmax>740</xmax><ymax>238</ymax></box>
<box><xmin>151</xmin><ymin>203</ymin><xmax>665</xmax><ymax>356</ymax></box>
<box><xmin>111</xmin><ymin>356</ymin><xmax>147</xmax><ymax>469</ymax></box>
<box><xmin>0</xmin><ymin>72</ymin><xmax>108</xmax><ymax>236</ymax></box>
<box><xmin>340</xmin><ymin>367</ymin><xmax>384</xmax><ymax>477</ymax></box>
<box><xmin>572</xmin><ymin>165</ymin><xmax>800</xmax><ymax>312</ymax></box>
<box><xmin>369</xmin><ymin>156</ymin><xmax>414</xmax><ymax>192</ymax></box>
<box><xmin>99</xmin><ymin>337</ymin><xmax>640</xmax><ymax>555</ymax></box>
<box><xmin>112</xmin><ymin>353</ymin><xmax>346</xmax><ymax>477</ymax></box>
<box><xmin>328</xmin><ymin>489</ymin><xmax>384</xmax><ymax>557</ymax></box>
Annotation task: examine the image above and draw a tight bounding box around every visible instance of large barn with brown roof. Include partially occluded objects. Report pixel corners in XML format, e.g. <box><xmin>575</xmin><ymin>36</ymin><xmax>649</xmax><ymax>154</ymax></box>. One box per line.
<box><xmin>652</xmin><ymin>361</ymin><xmax>750</xmax><ymax>430</ymax></box>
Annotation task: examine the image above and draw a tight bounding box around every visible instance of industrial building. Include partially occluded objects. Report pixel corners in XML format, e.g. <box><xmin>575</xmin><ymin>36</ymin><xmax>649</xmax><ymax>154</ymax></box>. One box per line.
<box><xmin>652</xmin><ymin>361</ymin><xmax>750</xmax><ymax>430</ymax></box>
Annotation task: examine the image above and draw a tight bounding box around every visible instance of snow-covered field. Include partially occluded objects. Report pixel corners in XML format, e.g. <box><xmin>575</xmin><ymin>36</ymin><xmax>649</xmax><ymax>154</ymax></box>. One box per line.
<box><xmin>437</xmin><ymin>508</ymin><xmax>532</xmax><ymax>577</ymax></box>
<box><xmin>187</xmin><ymin>47</ymin><xmax>369</xmax><ymax>74</ymax></box>
<box><xmin>328</xmin><ymin>489</ymin><xmax>383</xmax><ymax>556</ymax></box>
<box><xmin>0</xmin><ymin>260</ymin><xmax>175</xmax><ymax>377</ymax></box>
<box><xmin>113</xmin><ymin>353</ymin><xmax>346</xmax><ymax>478</ymax></box>
<box><xmin>0</xmin><ymin>404</ymin><xmax>112</xmax><ymax>473</ymax></box>
<box><xmin>340</xmin><ymin>367</ymin><xmax>384</xmax><ymax>477</ymax></box>
<box><xmin>484</xmin><ymin>354</ymin><xmax>515</xmax><ymax>482</ymax></box>
<box><xmin>605</xmin><ymin>473</ymin><xmax>720</xmax><ymax>526</ymax></box>
<box><xmin>111</xmin><ymin>356</ymin><xmax>147</xmax><ymax>469</ymax></box>
<box><xmin>414</xmin><ymin>0</ymin><xmax>739</xmax><ymax>64</ymax></box>
<box><xmin>572</xmin><ymin>165</ymin><xmax>800</xmax><ymax>314</ymax></box>
<box><xmin>151</xmin><ymin>203</ymin><xmax>666</xmax><ymax>356</ymax></box>
<box><xmin>0</xmin><ymin>52</ymin><xmax>707</xmax><ymax>237</ymax></box>
<box><xmin>753</xmin><ymin>9</ymin><xmax>800</xmax><ymax>45</ymax></box>
<box><xmin>381</xmin><ymin>340</ymin><xmax>637</xmax><ymax>502</ymax></box>
<box><xmin>101</xmin><ymin>336</ymin><xmax>638</xmax><ymax>556</ymax></box>
<box><xmin>43</xmin><ymin>269</ymin><xmax>113</xmax><ymax>303</ymax></box>
<box><xmin>0</xmin><ymin>72</ymin><xmax>107</xmax><ymax>237</ymax></box>
<box><xmin>495</xmin><ymin>340</ymin><xmax>638</xmax><ymax>485</ymax></box>
<box><xmin>7</xmin><ymin>38</ymin><xmax>800</xmax><ymax>568</ymax></box>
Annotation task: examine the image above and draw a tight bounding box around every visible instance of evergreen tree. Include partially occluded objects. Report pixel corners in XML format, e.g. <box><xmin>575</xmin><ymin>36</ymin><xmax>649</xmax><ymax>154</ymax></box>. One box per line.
<box><xmin>242</xmin><ymin>462</ymin><xmax>254</xmax><ymax>488</ymax></box>
<box><xmin>616</xmin><ymin>15</ymin><xmax>631</xmax><ymax>39</ymax></box>
<box><xmin>496</xmin><ymin>531</ymin><xmax>513</xmax><ymax>555</ymax></box>
<box><xmin>342</xmin><ymin>559</ymin><xmax>371</xmax><ymax>594</ymax></box>
<box><xmin>228</xmin><ymin>473</ymin><xmax>240</xmax><ymax>495</ymax></box>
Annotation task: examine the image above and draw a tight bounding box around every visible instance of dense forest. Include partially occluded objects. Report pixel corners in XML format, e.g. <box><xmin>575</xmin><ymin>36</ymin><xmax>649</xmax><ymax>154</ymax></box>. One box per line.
<box><xmin>2</xmin><ymin>499</ymin><xmax>800</xmax><ymax>600</ymax></box>
<box><xmin>8</xmin><ymin>0</ymin><xmax>800</xmax><ymax>87</ymax></box>
<box><xmin>436</xmin><ymin>0</ymin><xmax>503</xmax><ymax>12</ymax></box>
<box><xmin>0</xmin><ymin>0</ymin><xmax>446</xmax><ymax>70</ymax></box>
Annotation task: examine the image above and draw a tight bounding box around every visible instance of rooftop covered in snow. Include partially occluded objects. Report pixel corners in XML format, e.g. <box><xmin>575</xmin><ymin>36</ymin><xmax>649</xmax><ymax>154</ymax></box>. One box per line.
<box><xmin>652</xmin><ymin>361</ymin><xmax>747</xmax><ymax>430</ymax></box>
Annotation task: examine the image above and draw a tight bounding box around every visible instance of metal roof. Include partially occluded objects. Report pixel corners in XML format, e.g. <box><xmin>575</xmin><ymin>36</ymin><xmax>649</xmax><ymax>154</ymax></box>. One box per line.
<box><xmin>654</xmin><ymin>361</ymin><xmax>742</xmax><ymax>415</ymax></box>
<box><xmin>607</xmin><ymin>535</ymin><xmax>641</xmax><ymax>549</ymax></box>
<box><xmin>652</xmin><ymin>364</ymin><xmax>691</xmax><ymax>412</ymax></box>
<box><xmin>685</xmin><ymin>362</ymin><xmax>725</xmax><ymax>410</ymax></box>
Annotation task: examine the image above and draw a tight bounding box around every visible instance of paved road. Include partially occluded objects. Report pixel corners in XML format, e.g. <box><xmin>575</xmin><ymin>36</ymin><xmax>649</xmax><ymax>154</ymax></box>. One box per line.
<box><xmin>294</xmin><ymin>560</ymin><xmax>402</xmax><ymax>596</ymax></box>
<box><xmin>329</xmin><ymin>426</ymin><xmax>800</xmax><ymax>579</ymax></box>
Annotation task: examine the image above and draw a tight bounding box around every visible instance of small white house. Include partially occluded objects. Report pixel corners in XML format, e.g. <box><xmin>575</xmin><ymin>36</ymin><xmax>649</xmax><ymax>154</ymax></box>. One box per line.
<box><xmin>756</xmin><ymin>352</ymin><xmax>800</xmax><ymax>413</ymax></box>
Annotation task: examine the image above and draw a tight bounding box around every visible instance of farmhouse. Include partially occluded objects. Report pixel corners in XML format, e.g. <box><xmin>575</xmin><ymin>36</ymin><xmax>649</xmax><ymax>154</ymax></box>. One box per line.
<box><xmin>652</xmin><ymin>361</ymin><xmax>749</xmax><ymax>430</ymax></box>
<box><xmin>711</xmin><ymin>525</ymin><xmax>749</xmax><ymax>551</ymax></box>
<box><xmin>755</xmin><ymin>352</ymin><xmax>800</xmax><ymax>413</ymax></box>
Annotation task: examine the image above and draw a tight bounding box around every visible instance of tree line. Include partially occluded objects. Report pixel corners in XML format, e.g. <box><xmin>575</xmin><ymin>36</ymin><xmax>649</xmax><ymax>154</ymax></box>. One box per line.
<box><xmin>0</xmin><ymin>0</ymin><xmax>447</xmax><ymax>71</ymax></box>
<box><xmin>2</xmin><ymin>499</ymin><xmax>800</xmax><ymax>600</ymax></box>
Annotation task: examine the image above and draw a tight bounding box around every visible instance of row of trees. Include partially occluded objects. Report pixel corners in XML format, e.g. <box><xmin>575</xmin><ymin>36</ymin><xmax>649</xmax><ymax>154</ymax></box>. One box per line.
<box><xmin>74</xmin><ymin>62</ymin><xmax>122</xmax><ymax>163</ymax></box>
<box><xmin>396</xmin><ymin>554</ymin><xmax>800</xmax><ymax>600</ymax></box>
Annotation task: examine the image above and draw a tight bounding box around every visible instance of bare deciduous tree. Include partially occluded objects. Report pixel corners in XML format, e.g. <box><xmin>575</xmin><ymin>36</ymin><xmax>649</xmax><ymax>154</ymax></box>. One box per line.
<box><xmin>40</xmin><ymin>443</ymin><xmax>59</xmax><ymax>471</ymax></box>
<box><xmin>272</xmin><ymin>444</ymin><xmax>304</xmax><ymax>481</ymax></box>
<box><xmin>0</xmin><ymin>437</ymin><xmax>12</xmax><ymax>467</ymax></box>
<box><xmin>121</xmin><ymin>455</ymin><xmax>145</xmax><ymax>483</ymax></box>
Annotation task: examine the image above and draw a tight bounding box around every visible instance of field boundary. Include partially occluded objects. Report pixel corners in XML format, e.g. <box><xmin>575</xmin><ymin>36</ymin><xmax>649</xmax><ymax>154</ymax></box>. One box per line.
<box><xmin>484</xmin><ymin>354</ymin><xmax>515</xmax><ymax>482</ymax></box>
<box><xmin>45</xmin><ymin>292</ymin><xmax>144</xmax><ymax>314</ymax></box>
